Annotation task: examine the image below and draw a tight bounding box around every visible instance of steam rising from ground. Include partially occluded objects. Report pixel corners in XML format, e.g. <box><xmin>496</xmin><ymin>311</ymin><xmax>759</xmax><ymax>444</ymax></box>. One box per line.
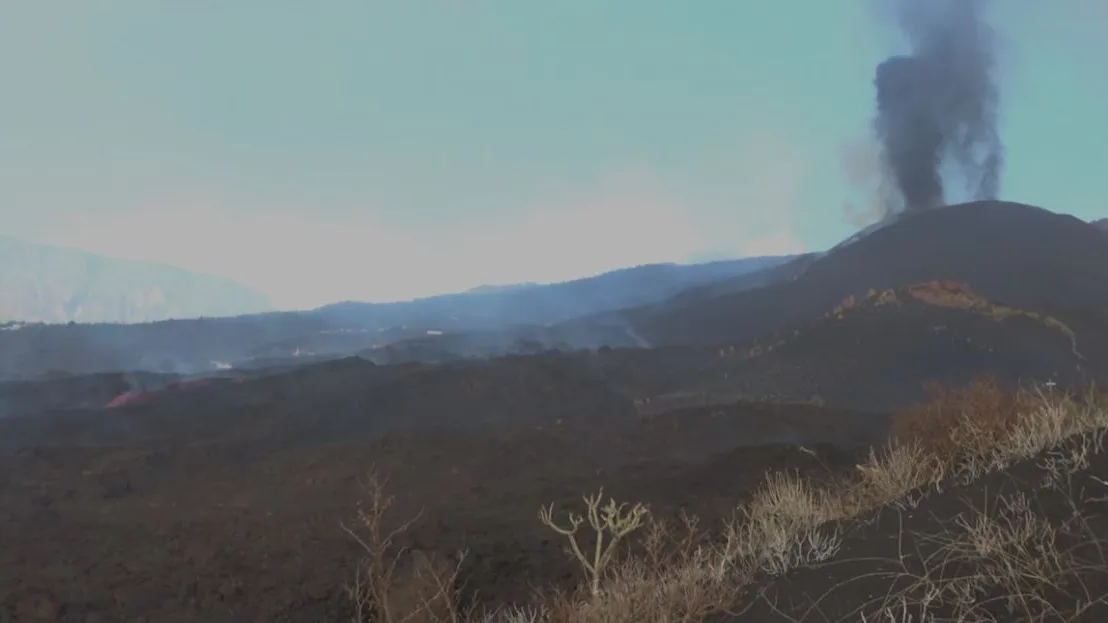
<box><xmin>868</xmin><ymin>0</ymin><xmax>1004</xmax><ymax>214</ymax></box>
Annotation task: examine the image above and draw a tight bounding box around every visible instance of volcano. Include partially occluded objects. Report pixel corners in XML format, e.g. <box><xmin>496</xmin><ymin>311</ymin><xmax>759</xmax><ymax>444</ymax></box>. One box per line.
<box><xmin>607</xmin><ymin>201</ymin><xmax>1108</xmax><ymax>350</ymax></box>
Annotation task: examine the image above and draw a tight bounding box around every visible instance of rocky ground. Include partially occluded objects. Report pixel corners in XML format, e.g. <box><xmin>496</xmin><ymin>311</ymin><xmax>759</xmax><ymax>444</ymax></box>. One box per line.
<box><xmin>0</xmin><ymin>400</ymin><xmax>885</xmax><ymax>622</ymax></box>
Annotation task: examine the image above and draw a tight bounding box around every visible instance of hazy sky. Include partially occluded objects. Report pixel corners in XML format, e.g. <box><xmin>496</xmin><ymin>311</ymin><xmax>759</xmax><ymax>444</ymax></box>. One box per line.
<box><xmin>2</xmin><ymin>1</ymin><xmax>1105</xmax><ymax>309</ymax></box>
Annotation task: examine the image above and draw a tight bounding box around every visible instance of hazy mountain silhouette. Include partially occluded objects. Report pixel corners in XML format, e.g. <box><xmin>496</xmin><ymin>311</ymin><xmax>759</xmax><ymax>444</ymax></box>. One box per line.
<box><xmin>591</xmin><ymin>202</ymin><xmax>1108</xmax><ymax>348</ymax></box>
<box><xmin>0</xmin><ymin>255</ymin><xmax>792</xmax><ymax>378</ymax></box>
<box><xmin>0</xmin><ymin>236</ymin><xmax>273</xmax><ymax>324</ymax></box>
<box><xmin>313</xmin><ymin>256</ymin><xmax>793</xmax><ymax>331</ymax></box>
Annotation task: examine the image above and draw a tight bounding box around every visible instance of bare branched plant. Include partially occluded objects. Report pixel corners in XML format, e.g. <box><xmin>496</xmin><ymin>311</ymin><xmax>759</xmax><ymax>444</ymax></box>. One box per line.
<box><xmin>342</xmin><ymin>471</ymin><xmax>466</xmax><ymax>623</ymax></box>
<box><xmin>541</xmin><ymin>510</ymin><xmax>751</xmax><ymax>623</ymax></box>
<box><xmin>538</xmin><ymin>488</ymin><xmax>650</xmax><ymax>597</ymax></box>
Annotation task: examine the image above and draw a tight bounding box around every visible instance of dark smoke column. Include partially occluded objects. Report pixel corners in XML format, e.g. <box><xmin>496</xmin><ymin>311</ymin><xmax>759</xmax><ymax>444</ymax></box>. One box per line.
<box><xmin>870</xmin><ymin>0</ymin><xmax>1003</xmax><ymax>214</ymax></box>
<box><xmin>874</xmin><ymin>55</ymin><xmax>944</xmax><ymax>211</ymax></box>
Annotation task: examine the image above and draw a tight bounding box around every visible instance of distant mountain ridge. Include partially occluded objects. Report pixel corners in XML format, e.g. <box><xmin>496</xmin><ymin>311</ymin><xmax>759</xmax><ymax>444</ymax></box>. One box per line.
<box><xmin>0</xmin><ymin>254</ymin><xmax>793</xmax><ymax>378</ymax></box>
<box><xmin>1094</xmin><ymin>218</ymin><xmax>1108</xmax><ymax>232</ymax></box>
<box><xmin>311</xmin><ymin>256</ymin><xmax>793</xmax><ymax>331</ymax></box>
<box><xmin>0</xmin><ymin>236</ymin><xmax>273</xmax><ymax>324</ymax></box>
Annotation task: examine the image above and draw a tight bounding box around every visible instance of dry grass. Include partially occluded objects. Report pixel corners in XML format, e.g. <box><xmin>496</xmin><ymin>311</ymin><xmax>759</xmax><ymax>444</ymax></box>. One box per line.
<box><xmin>891</xmin><ymin>376</ymin><xmax>1036</xmax><ymax>461</ymax></box>
<box><xmin>343</xmin><ymin>379</ymin><xmax>1108</xmax><ymax>622</ymax></box>
<box><xmin>852</xmin><ymin>480</ymin><xmax>1108</xmax><ymax>622</ymax></box>
<box><xmin>900</xmin><ymin>281</ymin><xmax>1082</xmax><ymax>358</ymax></box>
<box><xmin>732</xmin><ymin>471</ymin><xmax>846</xmax><ymax>575</ymax></box>
<box><xmin>822</xmin><ymin>281</ymin><xmax>1082</xmax><ymax>358</ymax></box>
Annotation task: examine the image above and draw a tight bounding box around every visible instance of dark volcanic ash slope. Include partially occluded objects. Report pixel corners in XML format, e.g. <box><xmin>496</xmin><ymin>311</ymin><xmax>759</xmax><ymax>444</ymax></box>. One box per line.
<box><xmin>0</xmin><ymin>355</ymin><xmax>638</xmax><ymax>450</ymax></box>
<box><xmin>612</xmin><ymin>202</ymin><xmax>1108</xmax><ymax>348</ymax></box>
<box><xmin>575</xmin><ymin>280</ymin><xmax>1105</xmax><ymax>415</ymax></box>
<box><xmin>681</xmin><ymin>280</ymin><xmax>1104</xmax><ymax>412</ymax></box>
<box><xmin>6</xmin><ymin>275</ymin><xmax>1106</xmax><ymax>440</ymax></box>
<box><xmin>0</xmin><ymin>371</ymin><xmax>180</xmax><ymax>419</ymax></box>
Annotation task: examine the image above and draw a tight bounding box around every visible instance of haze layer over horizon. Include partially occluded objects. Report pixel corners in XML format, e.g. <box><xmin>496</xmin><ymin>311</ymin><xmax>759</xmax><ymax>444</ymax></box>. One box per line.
<box><xmin>2</xmin><ymin>1</ymin><xmax>1105</xmax><ymax>309</ymax></box>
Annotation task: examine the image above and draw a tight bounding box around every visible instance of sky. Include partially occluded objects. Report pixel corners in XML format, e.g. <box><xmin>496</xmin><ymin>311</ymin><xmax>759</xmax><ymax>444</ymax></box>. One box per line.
<box><xmin>1</xmin><ymin>1</ymin><xmax>1105</xmax><ymax>310</ymax></box>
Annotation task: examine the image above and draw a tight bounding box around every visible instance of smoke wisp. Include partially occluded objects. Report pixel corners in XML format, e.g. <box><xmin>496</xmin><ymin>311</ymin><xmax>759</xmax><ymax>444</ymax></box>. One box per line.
<box><xmin>872</xmin><ymin>0</ymin><xmax>1003</xmax><ymax>213</ymax></box>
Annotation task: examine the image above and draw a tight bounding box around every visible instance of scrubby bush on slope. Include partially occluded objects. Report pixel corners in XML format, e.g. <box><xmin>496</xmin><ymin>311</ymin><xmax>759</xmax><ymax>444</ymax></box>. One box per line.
<box><xmin>344</xmin><ymin>379</ymin><xmax>1108</xmax><ymax>622</ymax></box>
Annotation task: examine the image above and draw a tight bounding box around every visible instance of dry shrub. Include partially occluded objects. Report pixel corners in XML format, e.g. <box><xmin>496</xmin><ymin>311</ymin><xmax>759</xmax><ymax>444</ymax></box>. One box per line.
<box><xmin>892</xmin><ymin>377</ymin><xmax>1043</xmax><ymax>462</ymax></box>
<box><xmin>526</xmin><ymin>383</ymin><xmax>1104</xmax><ymax>620</ymax></box>
<box><xmin>343</xmin><ymin>472</ymin><xmax>466</xmax><ymax>623</ymax></box>
<box><xmin>905</xmin><ymin>280</ymin><xmax>988</xmax><ymax>310</ymax></box>
<box><xmin>733</xmin><ymin>472</ymin><xmax>845</xmax><ymax>575</ymax></box>
<box><xmin>851</xmin><ymin>441</ymin><xmax>947</xmax><ymax>511</ymax></box>
<box><xmin>538</xmin><ymin>512</ymin><xmax>750</xmax><ymax>623</ymax></box>
<box><xmin>860</xmin><ymin>489</ymin><xmax>1108</xmax><ymax>622</ymax></box>
<box><xmin>538</xmin><ymin>489</ymin><xmax>650</xmax><ymax>597</ymax></box>
<box><xmin>366</xmin><ymin>549</ymin><xmax>459</xmax><ymax>623</ymax></box>
<box><xmin>1089</xmin><ymin>385</ymin><xmax>1108</xmax><ymax>413</ymax></box>
<box><xmin>344</xmin><ymin>382</ymin><xmax>1108</xmax><ymax>622</ymax></box>
<box><xmin>876</xmin><ymin>380</ymin><xmax>1108</xmax><ymax>501</ymax></box>
<box><xmin>992</xmin><ymin>392</ymin><xmax>1107</xmax><ymax>460</ymax></box>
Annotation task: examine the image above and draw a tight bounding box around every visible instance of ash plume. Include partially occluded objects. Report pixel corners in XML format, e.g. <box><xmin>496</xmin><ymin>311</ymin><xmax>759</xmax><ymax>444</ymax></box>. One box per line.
<box><xmin>872</xmin><ymin>0</ymin><xmax>1003</xmax><ymax>212</ymax></box>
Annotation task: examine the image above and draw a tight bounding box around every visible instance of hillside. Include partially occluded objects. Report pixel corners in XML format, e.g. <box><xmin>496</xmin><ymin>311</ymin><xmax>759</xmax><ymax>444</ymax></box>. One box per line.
<box><xmin>597</xmin><ymin>201</ymin><xmax>1108</xmax><ymax>349</ymax></box>
<box><xmin>0</xmin><ymin>255</ymin><xmax>791</xmax><ymax>379</ymax></box>
<box><xmin>1095</xmin><ymin>217</ymin><xmax>1108</xmax><ymax>231</ymax></box>
<box><xmin>0</xmin><ymin>371</ymin><xmax>179</xmax><ymax>420</ymax></box>
<box><xmin>2</xmin><ymin>347</ymin><xmax>1105</xmax><ymax>620</ymax></box>
<box><xmin>0</xmin><ymin>236</ymin><xmax>273</xmax><ymax>324</ymax></box>
<box><xmin>311</xmin><ymin>255</ymin><xmax>792</xmax><ymax>331</ymax></box>
<box><xmin>657</xmin><ymin>280</ymin><xmax>1107</xmax><ymax>412</ymax></box>
<box><xmin>6</xmin><ymin>277</ymin><xmax>1108</xmax><ymax>444</ymax></box>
